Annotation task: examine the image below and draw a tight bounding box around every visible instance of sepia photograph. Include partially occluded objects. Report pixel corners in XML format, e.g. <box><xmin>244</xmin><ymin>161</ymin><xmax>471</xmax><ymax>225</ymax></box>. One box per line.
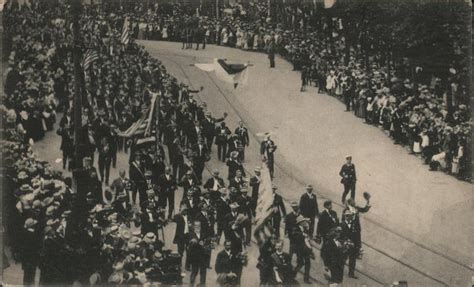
<box><xmin>0</xmin><ymin>0</ymin><xmax>472</xmax><ymax>286</ymax></box>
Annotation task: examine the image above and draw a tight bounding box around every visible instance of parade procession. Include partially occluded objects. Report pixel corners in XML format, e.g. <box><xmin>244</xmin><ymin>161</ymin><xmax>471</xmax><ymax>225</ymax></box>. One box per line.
<box><xmin>1</xmin><ymin>0</ymin><xmax>472</xmax><ymax>286</ymax></box>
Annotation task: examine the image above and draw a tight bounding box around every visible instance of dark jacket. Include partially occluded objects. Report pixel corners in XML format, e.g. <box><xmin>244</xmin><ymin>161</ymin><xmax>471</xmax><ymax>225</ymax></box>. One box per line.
<box><xmin>234</xmin><ymin>126</ymin><xmax>249</xmax><ymax>146</ymax></box>
<box><xmin>226</xmin><ymin>159</ymin><xmax>245</xmax><ymax>180</ymax></box>
<box><xmin>339</xmin><ymin>163</ymin><xmax>357</xmax><ymax>183</ymax></box>
<box><xmin>173</xmin><ymin>213</ymin><xmax>191</xmax><ymax>244</ymax></box>
<box><xmin>272</xmin><ymin>193</ymin><xmax>286</xmax><ymax>218</ymax></box>
<box><xmin>299</xmin><ymin>192</ymin><xmax>319</xmax><ymax>219</ymax></box>
<box><xmin>316</xmin><ymin>209</ymin><xmax>339</xmax><ymax>239</ymax></box>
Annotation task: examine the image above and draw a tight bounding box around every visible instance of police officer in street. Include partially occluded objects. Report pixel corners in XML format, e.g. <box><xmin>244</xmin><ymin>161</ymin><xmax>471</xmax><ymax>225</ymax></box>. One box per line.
<box><xmin>339</xmin><ymin>155</ymin><xmax>357</xmax><ymax>203</ymax></box>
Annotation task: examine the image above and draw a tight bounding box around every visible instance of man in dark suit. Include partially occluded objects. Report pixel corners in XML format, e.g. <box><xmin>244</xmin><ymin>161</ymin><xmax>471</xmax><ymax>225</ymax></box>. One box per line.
<box><xmin>179</xmin><ymin>170</ymin><xmax>200</xmax><ymax>196</ymax></box>
<box><xmin>324</xmin><ymin>228</ymin><xmax>345</xmax><ymax>285</ymax></box>
<box><xmin>215</xmin><ymin>122</ymin><xmax>231</xmax><ymax>161</ymax></box>
<box><xmin>196</xmin><ymin>202</ymin><xmax>215</xmax><ymax>240</ymax></box>
<box><xmin>226</xmin><ymin>135</ymin><xmax>241</xmax><ymax>158</ymax></box>
<box><xmin>98</xmin><ymin>137</ymin><xmax>113</xmax><ymax>185</ymax></box>
<box><xmin>226</xmin><ymin>151</ymin><xmax>246</xmax><ymax>181</ymax></box>
<box><xmin>149</xmin><ymin>153</ymin><xmax>166</xmax><ymax>184</ymax></box>
<box><xmin>201</xmin><ymin>111</ymin><xmax>227</xmax><ymax>151</ymax></box>
<box><xmin>193</xmin><ymin>137</ymin><xmax>209</xmax><ymax>182</ymax></box>
<box><xmin>234</xmin><ymin>121</ymin><xmax>250</xmax><ymax>161</ymax></box>
<box><xmin>158</xmin><ymin>167</ymin><xmax>177</xmax><ymax>219</ymax></box>
<box><xmin>58</xmin><ymin>127</ymin><xmax>74</xmax><ymax>170</ymax></box>
<box><xmin>341</xmin><ymin>209</ymin><xmax>360</xmax><ymax>279</ymax></box>
<box><xmin>173</xmin><ymin>204</ymin><xmax>191</xmax><ymax>263</ymax></box>
<box><xmin>249</xmin><ymin>167</ymin><xmax>261</xmax><ymax>215</ymax></box>
<box><xmin>141</xmin><ymin>201</ymin><xmax>163</xmax><ymax>236</ymax></box>
<box><xmin>188</xmin><ymin>120</ymin><xmax>203</xmax><ymax>145</ymax></box>
<box><xmin>196</xmin><ymin>202</ymin><xmax>215</xmax><ymax>268</ymax></box>
<box><xmin>270</xmin><ymin>240</ymin><xmax>296</xmax><ymax>284</ymax></box>
<box><xmin>293</xmin><ymin>216</ymin><xmax>313</xmax><ymax>283</ymax></box>
<box><xmin>20</xmin><ymin>218</ymin><xmax>42</xmax><ymax>285</ymax></box>
<box><xmin>181</xmin><ymin>187</ymin><xmax>201</xmax><ymax>221</ymax></box>
<box><xmin>188</xmin><ymin>221</ymin><xmax>210</xmax><ymax>285</ymax></box>
<box><xmin>228</xmin><ymin>170</ymin><xmax>246</xmax><ymax>192</ymax></box>
<box><xmin>215</xmin><ymin>189</ymin><xmax>231</xmax><ymax>244</ymax></box>
<box><xmin>110</xmin><ymin>169</ymin><xmax>130</xmax><ymax>201</ymax></box>
<box><xmin>339</xmin><ymin>155</ymin><xmax>357</xmax><ymax>203</ymax></box>
<box><xmin>129</xmin><ymin>154</ymin><xmax>147</xmax><ymax>206</ymax></box>
<box><xmin>236</xmin><ymin>187</ymin><xmax>253</xmax><ymax>245</ymax></box>
<box><xmin>299</xmin><ymin>184</ymin><xmax>319</xmax><ymax>237</ymax></box>
<box><xmin>203</xmin><ymin>169</ymin><xmax>225</xmax><ymax>203</ymax></box>
<box><xmin>284</xmin><ymin>201</ymin><xmax>300</xmax><ymax>261</ymax></box>
<box><xmin>316</xmin><ymin>200</ymin><xmax>339</xmax><ymax>245</ymax></box>
<box><xmin>271</xmin><ymin>185</ymin><xmax>286</xmax><ymax>238</ymax></box>
<box><xmin>112</xmin><ymin>192</ymin><xmax>131</xmax><ymax>218</ymax></box>
<box><xmin>260</xmin><ymin>133</ymin><xmax>277</xmax><ymax>178</ymax></box>
<box><xmin>215</xmin><ymin>240</ymin><xmax>239</xmax><ymax>285</ymax></box>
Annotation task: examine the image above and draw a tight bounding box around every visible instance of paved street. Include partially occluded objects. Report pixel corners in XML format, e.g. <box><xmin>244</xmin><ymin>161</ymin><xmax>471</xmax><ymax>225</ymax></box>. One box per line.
<box><xmin>138</xmin><ymin>41</ymin><xmax>473</xmax><ymax>286</ymax></box>
<box><xmin>4</xmin><ymin>40</ymin><xmax>472</xmax><ymax>286</ymax></box>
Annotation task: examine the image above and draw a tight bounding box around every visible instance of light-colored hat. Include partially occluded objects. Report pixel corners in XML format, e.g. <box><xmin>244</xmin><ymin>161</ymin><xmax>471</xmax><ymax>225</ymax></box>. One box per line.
<box><xmin>24</xmin><ymin>218</ymin><xmax>37</xmax><ymax>228</ymax></box>
<box><xmin>144</xmin><ymin>232</ymin><xmax>157</xmax><ymax>244</ymax></box>
<box><xmin>295</xmin><ymin>215</ymin><xmax>310</xmax><ymax>225</ymax></box>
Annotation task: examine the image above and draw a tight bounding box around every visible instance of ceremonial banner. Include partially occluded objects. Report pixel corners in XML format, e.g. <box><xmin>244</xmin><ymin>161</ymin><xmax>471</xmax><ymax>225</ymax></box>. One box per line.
<box><xmin>253</xmin><ymin>164</ymin><xmax>274</xmax><ymax>244</ymax></box>
<box><xmin>118</xmin><ymin>91</ymin><xmax>159</xmax><ymax>138</ymax></box>
<box><xmin>195</xmin><ymin>58</ymin><xmax>249</xmax><ymax>88</ymax></box>
<box><xmin>81</xmin><ymin>49</ymin><xmax>99</xmax><ymax>70</ymax></box>
<box><xmin>121</xmin><ymin>16</ymin><xmax>130</xmax><ymax>45</ymax></box>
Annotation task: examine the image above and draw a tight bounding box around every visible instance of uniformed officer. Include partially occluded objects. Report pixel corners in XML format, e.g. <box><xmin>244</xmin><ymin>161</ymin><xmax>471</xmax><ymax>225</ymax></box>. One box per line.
<box><xmin>339</xmin><ymin>155</ymin><xmax>357</xmax><ymax>203</ymax></box>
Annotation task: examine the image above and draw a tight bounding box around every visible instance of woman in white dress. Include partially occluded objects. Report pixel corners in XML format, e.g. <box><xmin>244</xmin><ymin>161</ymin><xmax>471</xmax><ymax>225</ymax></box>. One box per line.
<box><xmin>221</xmin><ymin>28</ymin><xmax>228</xmax><ymax>46</ymax></box>
<box><xmin>326</xmin><ymin>70</ymin><xmax>337</xmax><ymax>96</ymax></box>
<box><xmin>236</xmin><ymin>28</ymin><xmax>243</xmax><ymax>49</ymax></box>
<box><xmin>253</xmin><ymin>33</ymin><xmax>260</xmax><ymax>50</ymax></box>
<box><xmin>162</xmin><ymin>25</ymin><xmax>168</xmax><ymax>40</ymax></box>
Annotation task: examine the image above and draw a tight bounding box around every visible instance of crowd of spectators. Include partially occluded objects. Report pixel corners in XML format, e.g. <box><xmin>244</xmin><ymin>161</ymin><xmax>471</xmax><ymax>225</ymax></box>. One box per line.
<box><xmin>1</xmin><ymin>0</ymin><xmax>471</xmax><ymax>285</ymax></box>
<box><xmin>1</xmin><ymin>1</ymin><xmax>247</xmax><ymax>285</ymax></box>
<box><xmin>126</xmin><ymin>1</ymin><xmax>471</xmax><ymax>181</ymax></box>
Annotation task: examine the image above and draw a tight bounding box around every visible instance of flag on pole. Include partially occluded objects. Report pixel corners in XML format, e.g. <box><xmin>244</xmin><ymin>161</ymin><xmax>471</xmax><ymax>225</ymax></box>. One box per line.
<box><xmin>253</xmin><ymin>164</ymin><xmax>275</xmax><ymax>245</ymax></box>
<box><xmin>81</xmin><ymin>49</ymin><xmax>99</xmax><ymax>70</ymax></box>
<box><xmin>195</xmin><ymin>59</ymin><xmax>249</xmax><ymax>88</ymax></box>
<box><xmin>324</xmin><ymin>0</ymin><xmax>336</xmax><ymax>9</ymax></box>
<box><xmin>118</xmin><ymin>91</ymin><xmax>160</xmax><ymax>138</ymax></box>
<box><xmin>121</xmin><ymin>16</ymin><xmax>131</xmax><ymax>45</ymax></box>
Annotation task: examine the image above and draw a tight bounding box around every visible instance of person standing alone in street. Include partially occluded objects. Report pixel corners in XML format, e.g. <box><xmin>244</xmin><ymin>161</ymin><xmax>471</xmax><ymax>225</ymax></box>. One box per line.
<box><xmin>339</xmin><ymin>155</ymin><xmax>356</xmax><ymax>203</ymax></box>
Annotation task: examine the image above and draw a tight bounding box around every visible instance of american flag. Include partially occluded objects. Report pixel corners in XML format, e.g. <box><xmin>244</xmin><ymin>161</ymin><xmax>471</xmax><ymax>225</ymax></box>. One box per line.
<box><xmin>121</xmin><ymin>16</ymin><xmax>130</xmax><ymax>45</ymax></box>
<box><xmin>117</xmin><ymin>92</ymin><xmax>160</xmax><ymax>138</ymax></box>
<box><xmin>81</xmin><ymin>49</ymin><xmax>99</xmax><ymax>70</ymax></box>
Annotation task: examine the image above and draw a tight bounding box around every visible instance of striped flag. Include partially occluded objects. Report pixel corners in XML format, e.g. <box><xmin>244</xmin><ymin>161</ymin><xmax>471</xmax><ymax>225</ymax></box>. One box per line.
<box><xmin>121</xmin><ymin>16</ymin><xmax>130</xmax><ymax>45</ymax></box>
<box><xmin>253</xmin><ymin>164</ymin><xmax>275</xmax><ymax>246</ymax></box>
<box><xmin>81</xmin><ymin>49</ymin><xmax>99</xmax><ymax>70</ymax></box>
<box><xmin>117</xmin><ymin>91</ymin><xmax>160</xmax><ymax>138</ymax></box>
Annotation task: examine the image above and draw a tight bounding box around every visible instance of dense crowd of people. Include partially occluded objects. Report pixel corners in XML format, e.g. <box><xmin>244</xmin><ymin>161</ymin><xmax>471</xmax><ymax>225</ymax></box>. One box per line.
<box><xmin>127</xmin><ymin>1</ymin><xmax>471</xmax><ymax>181</ymax></box>
<box><xmin>1</xmin><ymin>0</ymin><xmax>469</xmax><ymax>286</ymax></box>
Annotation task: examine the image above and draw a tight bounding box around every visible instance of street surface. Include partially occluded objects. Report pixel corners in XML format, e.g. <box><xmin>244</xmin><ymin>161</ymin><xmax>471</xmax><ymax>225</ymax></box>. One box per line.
<box><xmin>3</xmin><ymin>40</ymin><xmax>472</xmax><ymax>286</ymax></box>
